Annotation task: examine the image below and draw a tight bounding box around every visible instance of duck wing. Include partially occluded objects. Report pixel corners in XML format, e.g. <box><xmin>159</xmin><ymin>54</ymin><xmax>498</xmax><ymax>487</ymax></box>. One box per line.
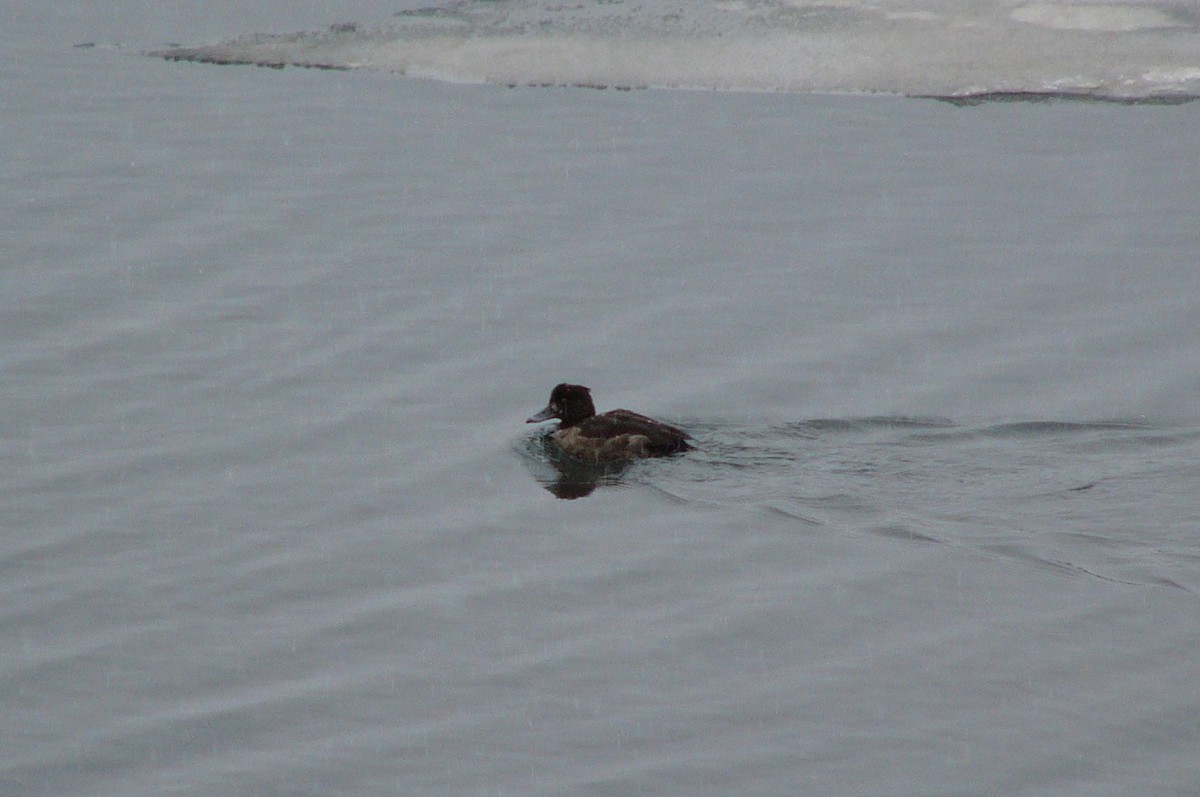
<box><xmin>579</xmin><ymin>409</ymin><xmax>691</xmax><ymax>455</ymax></box>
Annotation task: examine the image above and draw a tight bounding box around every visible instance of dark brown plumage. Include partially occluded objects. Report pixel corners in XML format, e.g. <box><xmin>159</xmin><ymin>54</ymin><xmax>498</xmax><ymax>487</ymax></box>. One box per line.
<box><xmin>526</xmin><ymin>384</ymin><xmax>691</xmax><ymax>462</ymax></box>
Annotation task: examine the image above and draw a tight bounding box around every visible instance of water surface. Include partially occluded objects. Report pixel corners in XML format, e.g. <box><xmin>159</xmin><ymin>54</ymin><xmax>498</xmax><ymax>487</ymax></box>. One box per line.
<box><xmin>4</xmin><ymin>3</ymin><xmax>1200</xmax><ymax>795</ymax></box>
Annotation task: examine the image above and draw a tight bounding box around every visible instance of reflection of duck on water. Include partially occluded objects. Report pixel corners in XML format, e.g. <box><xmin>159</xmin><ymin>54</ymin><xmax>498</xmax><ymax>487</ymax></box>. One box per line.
<box><xmin>523</xmin><ymin>433</ymin><xmax>625</xmax><ymax>499</ymax></box>
<box><xmin>525</xmin><ymin>384</ymin><xmax>692</xmax><ymax>499</ymax></box>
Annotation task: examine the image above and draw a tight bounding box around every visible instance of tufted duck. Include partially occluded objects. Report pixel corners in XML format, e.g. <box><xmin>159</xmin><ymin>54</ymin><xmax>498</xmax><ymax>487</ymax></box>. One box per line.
<box><xmin>526</xmin><ymin>383</ymin><xmax>691</xmax><ymax>462</ymax></box>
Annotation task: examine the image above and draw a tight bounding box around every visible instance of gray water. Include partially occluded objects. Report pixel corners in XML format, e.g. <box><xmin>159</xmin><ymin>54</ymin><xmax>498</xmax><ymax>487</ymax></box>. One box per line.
<box><xmin>4</xmin><ymin>2</ymin><xmax>1200</xmax><ymax>796</ymax></box>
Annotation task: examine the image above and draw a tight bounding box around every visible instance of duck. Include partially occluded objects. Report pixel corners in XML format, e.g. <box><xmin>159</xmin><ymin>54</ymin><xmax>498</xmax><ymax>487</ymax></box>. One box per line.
<box><xmin>526</xmin><ymin>383</ymin><xmax>691</xmax><ymax>462</ymax></box>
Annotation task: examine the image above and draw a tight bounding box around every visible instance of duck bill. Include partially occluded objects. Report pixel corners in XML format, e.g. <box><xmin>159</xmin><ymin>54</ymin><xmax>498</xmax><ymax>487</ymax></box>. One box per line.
<box><xmin>526</xmin><ymin>404</ymin><xmax>558</xmax><ymax>424</ymax></box>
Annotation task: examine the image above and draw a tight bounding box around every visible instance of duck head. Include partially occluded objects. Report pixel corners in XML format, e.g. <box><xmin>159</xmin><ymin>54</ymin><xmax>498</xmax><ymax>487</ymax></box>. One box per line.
<box><xmin>526</xmin><ymin>383</ymin><xmax>597</xmax><ymax>427</ymax></box>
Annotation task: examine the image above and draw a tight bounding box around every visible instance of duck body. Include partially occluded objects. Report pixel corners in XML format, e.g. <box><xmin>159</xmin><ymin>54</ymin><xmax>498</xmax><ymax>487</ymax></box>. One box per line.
<box><xmin>527</xmin><ymin>383</ymin><xmax>691</xmax><ymax>463</ymax></box>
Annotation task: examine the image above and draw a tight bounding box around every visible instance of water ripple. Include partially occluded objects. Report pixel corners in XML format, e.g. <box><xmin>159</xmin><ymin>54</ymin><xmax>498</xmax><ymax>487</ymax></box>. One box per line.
<box><xmin>516</xmin><ymin>417</ymin><xmax>1200</xmax><ymax>592</ymax></box>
